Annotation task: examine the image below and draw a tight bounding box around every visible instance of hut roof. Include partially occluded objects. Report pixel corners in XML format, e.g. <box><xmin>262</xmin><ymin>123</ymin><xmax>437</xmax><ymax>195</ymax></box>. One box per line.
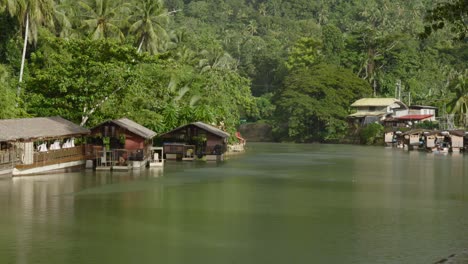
<box><xmin>348</xmin><ymin>111</ymin><xmax>387</xmax><ymax>118</ymax></box>
<box><xmin>403</xmin><ymin>129</ymin><xmax>427</xmax><ymax>136</ymax></box>
<box><xmin>0</xmin><ymin>116</ymin><xmax>90</xmax><ymax>142</ymax></box>
<box><xmin>95</xmin><ymin>118</ymin><xmax>156</xmax><ymax>139</ymax></box>
<box><xmin>395</xmin><ymin>114</ymin><xmax>433</xmax><ymax>120</ymax></box>
<box><xmin>446</xmin><ymin>130</ymin><xmax>466</xmax><ymax>137</ymax></box>
<box><xmin>192</xmin><ymin>122</ymin><xmax>230</xmax><ymax>138</ymax></box>
<box><xmin>160</xmin><ymin>122</ymin><xmax>230</xmax><ymax>138</ymax></box>
<box><xmin>351</xmin><ymin>98</ymin><xmax>408</xmax><ymax>108</ymax></box>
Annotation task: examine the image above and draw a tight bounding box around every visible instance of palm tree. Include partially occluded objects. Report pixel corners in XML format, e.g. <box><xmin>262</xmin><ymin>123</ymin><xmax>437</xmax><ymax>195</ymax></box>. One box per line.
<box><xmin>77</xmin><ymin>0</ymin><xmax>126</xmax><ymax>41</ymax></box>
<box><xmin>198</xmin><ymin>47</ymin><xmax>238</xmax><ymax>73</ymax></box>
<box><xmin>3</xmin><ymin>0</ymin><xmax>55</xmax><ymax>95</ymax></box>
<box><xmin>53</xmin><ymin>0</ymin><xmax>76</xmax><ymax>38</ymax></box>
<box><xmin>448</xmin><ymin>70</ymin><xmax>468</xmax><ymax>127</ymax></box>
<box><xmin>128</xmin><ymin>0</ymin><xmax>170</xmax><ymax>54</ymax></box>
<box><xmin>246</xmin><ymin>20</ymin><xmax>258</xmax><ymax>36</ymax></box>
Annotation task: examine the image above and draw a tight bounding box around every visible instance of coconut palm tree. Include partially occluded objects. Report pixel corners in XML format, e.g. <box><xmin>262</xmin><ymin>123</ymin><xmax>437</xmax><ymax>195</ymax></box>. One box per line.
<box><xmin>3</xmin><ymin>0</ymin><xmax>55</xmax><ymax>95</ymax></box>
<box><xmin>448</xmin><ymin>70</ymin><xmax>468</xmax><ymax>127</ymax></box>
<box><xmin>128</xmin><ymin>0</ymin><xmax>170</xmax><ymax>54</ymax></box>
<box><xmin>53</xmin><ymin>0</ymin><xmax>76</xmax><ymax>38</ymax></box>
<box><xmin>77</xmin><ymin>0</ymin><xmax>126</xmax><ymax>41</ymax></box>
<box><xmin>198</xmin><ymin>47</ymin><xmax>238</xmax><ymax>73</ymax></box>
<box><xmin>245</xmin><ymin>20</ymin><xmax>258</xmax><ymax>36</ymax></box>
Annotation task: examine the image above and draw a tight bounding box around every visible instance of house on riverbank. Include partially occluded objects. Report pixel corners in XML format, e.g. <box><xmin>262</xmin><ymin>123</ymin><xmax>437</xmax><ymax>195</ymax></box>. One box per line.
<box><xmin>384</xmin><ymin>105</ymin><xmax>437</xmax><ymax>128</ymax></box>
<box><xmin>0</xmin><ymin>117</ymin><xmax>90</xmax><ymax>177</ymax></box>
<box><xmin>157</xmin><ymin>122</ymin><xmax>230</xmax><ymax>161</ymax></box>
<box><xmin>348</xmin><ymin>98</ymin><xmax>408</xmax><ymax>126</ymax></box>
<box><xmin>89</xmin><ymin>118</ymin><xmax>156</xmax><ymax>170</ymax></box>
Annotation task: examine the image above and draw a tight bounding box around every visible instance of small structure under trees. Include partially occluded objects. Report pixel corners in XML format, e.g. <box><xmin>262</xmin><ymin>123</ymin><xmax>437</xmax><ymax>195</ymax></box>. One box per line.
<box><xmin>157</xmin><ymin>122</ymin><xmax>230</xmax><ymax>160</ymax></box>
<box><xmin>89</xmin><ymin>118</ymin><xmax>157</xmax><ymax>170</ymax></box>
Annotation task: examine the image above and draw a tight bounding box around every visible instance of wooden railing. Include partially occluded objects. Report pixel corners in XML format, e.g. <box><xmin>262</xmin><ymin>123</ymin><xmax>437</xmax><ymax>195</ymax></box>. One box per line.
<box><xmin>163</xmin><ymin>143</ymin><xmax>185</xmax><ymax>154</ymax></box>
<box><xmin>0</xmin><ymin>150</ymin><xmax>15</xmax><ymax>165</ymax></box>
<box><xmin>0</xmin><ymin>150</ymin><xmax>18</xmax><ymax>171</ymax></box>
<box><xmin>16</xmin><ymin>146</ymin><xmax>86</xmax><ymax>170</ymax></box>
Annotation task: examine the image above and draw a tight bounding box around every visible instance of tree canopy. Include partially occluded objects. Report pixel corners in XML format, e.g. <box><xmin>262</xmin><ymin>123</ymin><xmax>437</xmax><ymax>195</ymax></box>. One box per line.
<box><xmin>275</xmin><ymin>64</ymin><xmax>371</xmax><ymax>142</ymax></box>
<box><xmin>0</xmin><ymin>0</ymin><xmax>466</xmax><ymax>142</ymax></box>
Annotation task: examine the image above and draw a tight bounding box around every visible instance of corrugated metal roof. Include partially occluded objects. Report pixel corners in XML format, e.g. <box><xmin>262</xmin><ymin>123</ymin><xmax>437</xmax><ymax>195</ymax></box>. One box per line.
<box><xmin>348</xmin><ymin>111</ymin><xmax>387</xmax><ymax>117</ymax></box>
<box><xmin>191</xmin><ymin>122</ymin><xmax>230</xmax><ymax>138</ymax></box>
<box><xmin>351</xmin><ymin>98</ymin><xmax>407</xmax><ymax>107</ymax></box>
<box><xmin>160</xmin><ymin>122</ymin><xmax>230</xmax><ymax>138</ymax></box>
<box><xmin>396</xmin><ymin>114</ymin><xmax>433</xmax><ymax>120</ymax></box>
<box><xmin>0</xmin><ymin>116</ymin><xmax>90</xmax><ymax>141</ymax></box>
<box><xmin>110</xmin><ymin>118</ymin><xmax>156</xmax><ymax>139</ymax></box>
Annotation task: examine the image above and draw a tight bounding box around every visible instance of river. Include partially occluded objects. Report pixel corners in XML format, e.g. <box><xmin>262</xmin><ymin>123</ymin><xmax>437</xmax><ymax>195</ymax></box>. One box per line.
<box><xmin>0</xmin><ymin>143</ymin><xmax>467</xmax><ymax>264</ymax></box>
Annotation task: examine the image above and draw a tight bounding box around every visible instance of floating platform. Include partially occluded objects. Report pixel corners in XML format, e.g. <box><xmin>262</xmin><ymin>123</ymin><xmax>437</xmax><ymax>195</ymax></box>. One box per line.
<box><xmin>12</xmin><ymin>160</ymin><xmax>86</xmax><ymax>176</ymax></box>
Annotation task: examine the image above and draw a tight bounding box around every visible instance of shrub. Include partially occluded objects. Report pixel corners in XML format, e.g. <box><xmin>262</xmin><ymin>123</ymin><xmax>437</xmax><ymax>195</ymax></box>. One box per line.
<box><xmin>414</xmin><ymin>121</ymin><xmax>439</xmax><ymax>130</ymax></box>
<box><xmin>359</xmin><ymin>123</ymin><xmax>384</xmax><ymax>145</ymax></box>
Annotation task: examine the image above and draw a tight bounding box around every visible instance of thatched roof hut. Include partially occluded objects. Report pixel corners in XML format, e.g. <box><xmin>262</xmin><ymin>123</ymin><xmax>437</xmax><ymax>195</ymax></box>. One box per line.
<box><xmin>0</xmin><ymin>116</ymin><xmax>90</xmax><ymax>142</ymax></box>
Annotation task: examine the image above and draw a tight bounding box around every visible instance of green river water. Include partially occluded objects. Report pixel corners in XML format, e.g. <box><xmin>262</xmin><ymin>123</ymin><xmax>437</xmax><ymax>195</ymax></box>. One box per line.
<box><xmin>0</xmin><ymin>143</ymin><xmax>467</xmax><ymax>264</ymax></box>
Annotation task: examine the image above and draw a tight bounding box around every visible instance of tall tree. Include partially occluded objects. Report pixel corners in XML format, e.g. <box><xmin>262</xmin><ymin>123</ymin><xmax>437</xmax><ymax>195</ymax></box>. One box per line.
<box><xmin>421</xmin><ymin>0</ymin><xmax>467</xmax><ymax>40</ymax></box>
<box><xmin>53</xmin><ymin>0</ymin><xmax>76</xmax><ymax>38</ymax></box>
<box><xmin>77</xmin><ymin>0</ymin><xmax>126</xmax><ymax>41</ymax></box>
<box><xmin>274</xmin><ymin>63</ymin><xmax>371</xmax><ymax>142</ymax></box>
<box><xmin>448</xmin><ymin>69</ymin><xmax>468</xmax><ymax>127</ymax></box>
<box><xmin>285</xmin><ymin>37</ymin><xmax>323</xmax><ymax>71</ymax></box>
<box><xmin>128</xmin><ymin>0</ymin><xmax>170</xmax><ymax>54</ymax></box>
<box><xmin>25</xmin><ymin>38</ymin><xmax>144</xmax><ymax>126</ymax></box>
<box><xmin>3</xmin><ymin>0</ymin><xmax>55</xmax><ymax>95</ymax></box>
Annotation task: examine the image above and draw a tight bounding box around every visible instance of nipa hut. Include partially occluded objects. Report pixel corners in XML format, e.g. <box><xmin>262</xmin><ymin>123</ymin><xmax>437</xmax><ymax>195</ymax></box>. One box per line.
<box><xmin>89</xmin><ymin>118</ymin><xmax>156</xmax><ymax>169</ymax></box>
<box><xmin>158</xmin><ymin>122</ymin><xmax>230</xmax><ymax>161</ymax></box>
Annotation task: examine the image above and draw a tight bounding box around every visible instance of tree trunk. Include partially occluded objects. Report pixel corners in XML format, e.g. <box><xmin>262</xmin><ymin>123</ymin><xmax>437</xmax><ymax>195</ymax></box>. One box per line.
<box><xmin>373</xmin><ymin>79</ymin><xmax>377</xmax><ymax>97</ymax></box>
<box><xmin>18</xmin><ymin>13</ymin><xmax>29</xmax><ymax>97</ymax></box>
<box><xmin>137</xmin><ymin>36</ymin><xmax>145</xmax><ymax>53</ymax></box>
<box><xmin>367</xmin><ymin>48</ymin><xmax>375</xmax><ymax>82</ymax></box>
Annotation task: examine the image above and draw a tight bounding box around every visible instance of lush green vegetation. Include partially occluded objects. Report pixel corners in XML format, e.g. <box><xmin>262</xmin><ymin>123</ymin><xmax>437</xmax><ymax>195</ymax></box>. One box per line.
<box><xmin>0</xmin><ymin>0</ymin><xmax>466</xmax><ymax>142</ymax></box>
<box><xmin>359</xmin><ymin>123</ymin><xmax>384</xmax><ymax>145</ymax></box>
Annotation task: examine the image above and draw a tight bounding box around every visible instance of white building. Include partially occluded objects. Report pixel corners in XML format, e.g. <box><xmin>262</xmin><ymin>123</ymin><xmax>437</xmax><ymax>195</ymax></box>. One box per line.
<box><xmin>348</xmin><ymin>98</ymin><xmax>408</xmax><ymax>125</ymax></box>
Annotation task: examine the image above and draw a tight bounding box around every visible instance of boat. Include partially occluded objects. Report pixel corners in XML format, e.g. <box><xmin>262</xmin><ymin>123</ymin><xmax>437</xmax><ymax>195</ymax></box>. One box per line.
<box><xmin>149</xmin><ymin>147</ymin><xmax>164</xmax><ymax>167</ymax></box>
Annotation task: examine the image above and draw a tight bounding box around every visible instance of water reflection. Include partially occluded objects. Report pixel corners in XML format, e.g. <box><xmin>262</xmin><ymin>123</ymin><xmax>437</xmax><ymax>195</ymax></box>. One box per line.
<box><xmin>0</xmin><ymin>144</ymin><xmax>467</xmax><ymax>264</ymax></box>
<box><xmin>0</xmin><ymin>167</ymin><xmax>168</xmax><ymax>264</ymax></box>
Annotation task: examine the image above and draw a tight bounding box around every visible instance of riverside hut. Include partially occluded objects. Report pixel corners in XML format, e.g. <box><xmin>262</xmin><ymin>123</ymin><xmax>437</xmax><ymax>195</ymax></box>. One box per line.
<box><xmin>89</xmin><ymin>118</ymin><xmax>156</xmax><ymax>170</ymax></box>
<box><xmin>158</xmin><ymin>122</ymin><xmax>230</xmax><ymax>161</ymax></box>
<box><xmin>384</xmin><ymin>131</ymin><xmax>396</xmax><ymax>146</ymax></box>
<box><xmin>449</xmin><ymin>130</ymin><xmax>465</xmax><ymax>153</ymax></box>
<box><xmin>0</xmin><ymin>116</ymin><xmax>90</xmax><ymax>176</ymax></box>
<box><xmin>401</xmin><ymin>129</ymin><xmax>426</xmax><ymax>150</ymax></box>
<box><xmin>424</xmin><ymin>131</ymin><xmax>450</xmax><ymax>153</ymax></box>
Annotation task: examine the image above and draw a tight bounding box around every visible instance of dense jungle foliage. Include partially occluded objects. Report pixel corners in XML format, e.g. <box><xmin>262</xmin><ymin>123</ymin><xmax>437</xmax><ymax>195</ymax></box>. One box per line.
<box><xmin>0</xmin><ymin>0</ymin><xmax>466</xmax><ymax>142</ymax></box>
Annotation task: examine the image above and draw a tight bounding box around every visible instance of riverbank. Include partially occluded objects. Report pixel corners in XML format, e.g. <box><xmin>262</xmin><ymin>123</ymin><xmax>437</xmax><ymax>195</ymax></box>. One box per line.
<box><xmin>435</xmin><ymin>249</ymin><xmax>468</xmax><ymax>263</ymax></box>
